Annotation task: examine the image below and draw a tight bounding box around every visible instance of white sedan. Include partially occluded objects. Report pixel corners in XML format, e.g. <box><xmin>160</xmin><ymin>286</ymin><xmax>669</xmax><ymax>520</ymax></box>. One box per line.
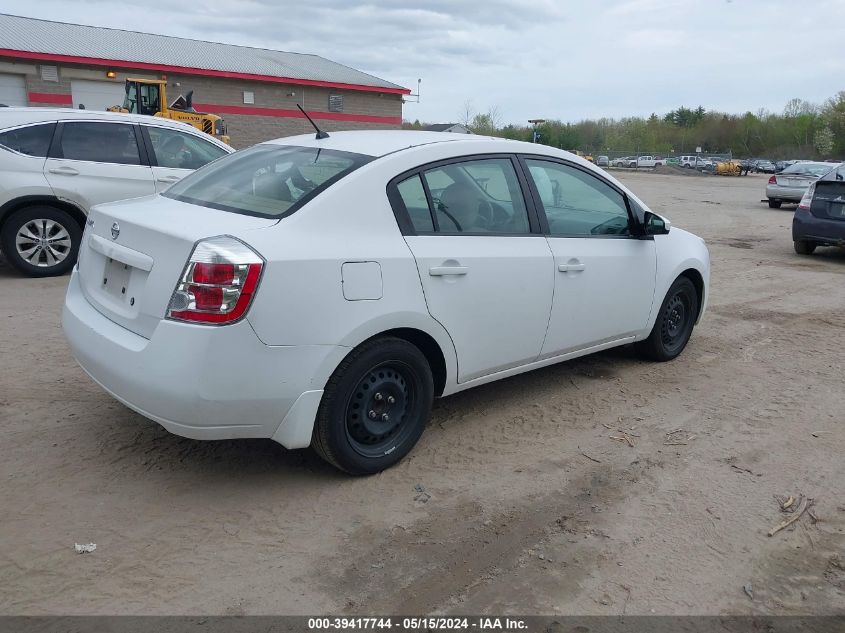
<box><xmin>63</xmin><ymin>131</ymin><xmax>710</xmax><ymax>474</ymax></box>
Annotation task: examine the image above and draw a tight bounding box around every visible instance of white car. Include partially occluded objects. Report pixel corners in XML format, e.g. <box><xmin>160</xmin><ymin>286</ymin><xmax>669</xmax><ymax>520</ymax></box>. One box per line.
<box><xmin>636</xmin><ymin>156</ymin><xmax>666</xmax><ymax>168</ymax></box>
<box><xmin>0</xmin><ymin>108</ymin><xmax>233</xmax><ymax>277</ymax></box>
<box><xmin>62</xmin><ymin>131</ymin><xmax>710</xmax><ymax>474</ymax></box>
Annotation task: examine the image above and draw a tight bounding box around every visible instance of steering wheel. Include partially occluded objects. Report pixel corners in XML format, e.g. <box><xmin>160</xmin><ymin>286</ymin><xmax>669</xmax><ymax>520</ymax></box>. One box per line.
<box><xmin>591</xmin><ymin>216</ymin><xmax>630</xmax><ymax>235</ymax></box>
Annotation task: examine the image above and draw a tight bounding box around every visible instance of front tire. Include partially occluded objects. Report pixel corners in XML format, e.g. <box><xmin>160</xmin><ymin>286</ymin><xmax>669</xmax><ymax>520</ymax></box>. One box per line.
<box><xmin>636</xmin><ymin>277</ymin><xmax>699</xmax><ymax>362</ymax></box>
<box><xmin>794</xmin><ymin>240</ymin><xmax>817</xmax><ymax>255</ymax></box>
<box><xmin>1</xmin><ymin>206</ymin><xmax>81</xmax><ymax>277</ymax></box>
<box><xmin>768</xmin><ymin>199</ymin><xmax>782</xmax><ymax>209</ymax></box>
<box><xmin>312</xmin><ymin>337</ymin><xmax>434</xmax><ymax>475</ymax></box>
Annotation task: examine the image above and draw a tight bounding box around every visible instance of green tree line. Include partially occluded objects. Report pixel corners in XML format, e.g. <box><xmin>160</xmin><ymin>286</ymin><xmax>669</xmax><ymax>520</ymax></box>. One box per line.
<box><xmin>404</xmin><ymin>91</ymin><xmax>845</xmax><ymax>159</ymax></box>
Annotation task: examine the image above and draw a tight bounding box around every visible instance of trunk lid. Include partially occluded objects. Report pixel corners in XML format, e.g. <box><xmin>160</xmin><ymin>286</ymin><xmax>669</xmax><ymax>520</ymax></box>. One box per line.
<box><xmin>810</xmin><ymin>180</ymin><xmax>845</xmax><ymax>221</ymax></box>
<box><xmin>775</xmin><ymin>173</ymin><xmax>815</xmax><ymax>188</ymax></box>
<box><xmin>78</xmin><ymin>194</ymin><xmax>277</xmax><ymax>338</ymax></box>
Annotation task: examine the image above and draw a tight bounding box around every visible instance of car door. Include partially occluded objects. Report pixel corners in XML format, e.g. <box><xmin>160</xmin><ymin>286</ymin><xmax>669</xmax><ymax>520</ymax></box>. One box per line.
<box><xmin>520</xmin><ymin>157</ymin><xmax>657</xmax><ymax>358</ymax></box>
<box><xmin>43</xmin><ymin>121</ymin><xmax>155</xmax><ymax>210</ymax></box>
<box><xmin>389</xmin><ymin>155</ymin><xmax>554</xmax><ymax>383</ymax></box>
<box><xmin>140</xmin><ymin>125</ymin><xmax>231</xmax><ymax>192</ymax></box>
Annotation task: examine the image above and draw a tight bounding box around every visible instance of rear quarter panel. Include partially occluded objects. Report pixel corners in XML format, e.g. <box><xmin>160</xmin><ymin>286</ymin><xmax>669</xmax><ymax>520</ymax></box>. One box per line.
<box><xmin>0</xmin><ymin>151</ymin><xmax>52</xmax><ymax>211</ymax></box>
<box><xmin>243</xmin><ymin>152</ymin><xmax>462</xmax><ymax>390</ymax></box>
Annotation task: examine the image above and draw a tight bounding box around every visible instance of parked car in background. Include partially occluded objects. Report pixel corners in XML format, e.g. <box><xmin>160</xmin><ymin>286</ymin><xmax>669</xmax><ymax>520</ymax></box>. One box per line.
<box><xmin>62</xmin><ymin>130</ymin><xmax>710</xmax><ymax>474</ymax></box>
<box><xmin>766</xmin><ymin>161</ymin><xmax>835</xmax><ymax>208</ymax></box>
<box><xmin>0</xmin><ymin>108</ymin><xmax>233</xmax><ymax>277</ymax></box>
<box><xmin>679</xmin><ymin>156</ymin><xmax>713</xmax><ymax>170</ymax></box>
<box><xmin>754</xmin><ymin>160</ymin><xmax>776</xmax><ymax>174</ymax></box>
<box><xmin>775</xmin><ymin>160</ymin><xmax>799</xmax><ymax>173</ymax></box>
<box><xmin>793</xmin><ymin>162</ymin><xmax>845</xmax><ymax>254</ymax></box>
<box><xmin>614</xmin><ymin>156</ymin><xmax>637</xmax><ymax>168</ymax></box>
<box><xmin>636</xmin><ymin>155</ymin><xmax>666</xmax><ymax>168</ymax></box>
<box><xmin>596</xmin><ymin>155</ymin><xmax>609</xmax><ymax>167</ymax></box>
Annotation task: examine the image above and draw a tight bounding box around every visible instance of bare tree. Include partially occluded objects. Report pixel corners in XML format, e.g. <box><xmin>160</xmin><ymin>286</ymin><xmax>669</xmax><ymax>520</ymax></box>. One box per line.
<box><xmin>486</xmin><ymin>105</ymin><xmax>502</xmax><ymax>134</ymax></box>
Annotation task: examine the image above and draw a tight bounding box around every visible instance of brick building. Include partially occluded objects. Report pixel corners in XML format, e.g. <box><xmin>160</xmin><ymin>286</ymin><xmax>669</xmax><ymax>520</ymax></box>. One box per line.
<box><xmin>0</xmin><ymin>14</ymin><xmax>408</xmax><ymax>148</ymax></box>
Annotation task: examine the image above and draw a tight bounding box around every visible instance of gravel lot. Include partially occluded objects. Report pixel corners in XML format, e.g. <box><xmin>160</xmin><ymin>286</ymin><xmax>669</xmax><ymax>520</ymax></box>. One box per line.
<box><xmin>1</xmin><ymin>172</ymin><xmax>843</xmax><ymax>616</ymax></box>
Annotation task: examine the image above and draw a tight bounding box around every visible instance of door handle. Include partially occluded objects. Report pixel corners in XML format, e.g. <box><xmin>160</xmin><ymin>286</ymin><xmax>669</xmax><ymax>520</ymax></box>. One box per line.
<box><xmin>156</xmin><ymin>176</ymin><xmax>181</xmax><ymax>184</ymax></box>
<box><xmin>558</xmin><ymin>262</ymin><xmax>586</xmax><ymax>273</ymax></box>
<box><xmin>48</xmin><ymin>166</ymin><xmax>79</xmax><ymax>176</ymax></box>
<box><xmin>429</xmin><ymin>265</ymin><xmax>469</xmax><ymax>276</ymax></box>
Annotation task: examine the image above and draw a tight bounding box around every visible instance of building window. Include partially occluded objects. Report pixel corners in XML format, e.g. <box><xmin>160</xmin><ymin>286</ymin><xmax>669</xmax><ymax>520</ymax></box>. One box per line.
<box><xmin>328</xmin><ymin>94</ymin><xmax>343</xmax><ymax>112</ymax></box>
<box><xmin>40</xmin><ymin>65</ymin><xmax>58</xmax><ymax>82</ymax></box>
<box><xmin>243</xmin><ymin>91</ymin><xmax>255</xmax><ymax>105</ymax></box>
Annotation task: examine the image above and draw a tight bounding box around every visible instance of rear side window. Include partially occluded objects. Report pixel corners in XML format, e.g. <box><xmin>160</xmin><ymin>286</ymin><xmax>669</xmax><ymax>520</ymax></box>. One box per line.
<box><xmin>421</xmin><ymin>158</ymin><xmax>530</xmax><ymax>233</ymax></box>
<box><xmin>58</xmin><ymin>122</ymin><xmax>141</xmax><ymax>165</ymax></box>
<box><xmin>396</xmin><ymin>175</ymin><xmax>434</xmax><ymax>232</ymax></box>
<box><xmin>0</xmin><ymin>123</ymin><xmax>56</xmax><ymax>157</ymax></box>
<box><xmin>164</xmin><ymin>144</ymin><xmax>372</xmax><ymax>218</ymax></box>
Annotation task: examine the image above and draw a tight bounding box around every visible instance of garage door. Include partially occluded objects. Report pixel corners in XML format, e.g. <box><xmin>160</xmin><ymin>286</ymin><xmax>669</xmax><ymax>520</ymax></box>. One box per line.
<box><xmin>0</xmin><ymin>73</ymin><xmax>27</xmax><ymax>107</ymax></box>
<box><xmin>71</xmin><ymin>80</ymin><xmax>125</xmax><ymax>112</ymax></box>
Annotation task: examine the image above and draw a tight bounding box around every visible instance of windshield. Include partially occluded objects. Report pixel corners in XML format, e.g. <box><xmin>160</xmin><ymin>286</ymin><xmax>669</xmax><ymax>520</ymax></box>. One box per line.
<box><xmin>781</xmin><ymin>162</ymin><xmax>834</xmax><ymax>177</ymax></box>
<box><xmin>164</xmin><ymin>144</ymin><xmax>372</xmax><ymax>218</ymax></box>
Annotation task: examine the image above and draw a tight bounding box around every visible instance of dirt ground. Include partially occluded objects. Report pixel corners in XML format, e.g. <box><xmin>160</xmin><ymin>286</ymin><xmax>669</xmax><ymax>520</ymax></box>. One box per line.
<box><xmin>1</xmin><ymin>172</ymin><xmax>843</xmax><ymax>616</ymax></box>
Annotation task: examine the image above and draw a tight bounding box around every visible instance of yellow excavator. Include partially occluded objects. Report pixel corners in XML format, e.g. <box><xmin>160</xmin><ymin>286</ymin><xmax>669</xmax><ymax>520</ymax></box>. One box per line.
<box><xmin>107</xmin><ymin>78</ymin><xmax>230</xmax><ymax>145</ymax></box>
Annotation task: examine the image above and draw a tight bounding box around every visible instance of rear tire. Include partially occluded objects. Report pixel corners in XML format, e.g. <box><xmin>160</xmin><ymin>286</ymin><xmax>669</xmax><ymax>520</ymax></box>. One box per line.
<box><xmin>768</xmin><ymin>199</ymin><xmax>782</xmax><ymax>209</ymax></box>
<box><xmin>312</xmin><ymin>337</ymin><xmax>434</xmax><ymax>475</ymax></box>
<box><xmin>1</xmin><ymin>206</ymin><xmax>81</xmax><ymax>277</ymax></box>
<box><xmin>794</xmin><ymin>240</ymin><xmax>817</xmax><ymax>255</ymax></box>
<box><xmin>636</xmin><ymin>277</ymin><xmax>699</xmax><ymax>362</ymax></box>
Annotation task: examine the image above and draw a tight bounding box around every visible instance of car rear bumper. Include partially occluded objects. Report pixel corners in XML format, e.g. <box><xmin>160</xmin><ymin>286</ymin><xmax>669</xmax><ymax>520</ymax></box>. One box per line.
<box><xmin>62</xmin><ymin>270</ymin><xmax>339</xmax><ymax>448</ymax></box>
<box><xmin>792</xmin><ymin>211</ymin><xmax>845</xmax><ymax>245</ymax></box>
<box><xmin>766</xmin><ymin>183</ymin><xmax>808</xmax><ymax>202</ymax></box>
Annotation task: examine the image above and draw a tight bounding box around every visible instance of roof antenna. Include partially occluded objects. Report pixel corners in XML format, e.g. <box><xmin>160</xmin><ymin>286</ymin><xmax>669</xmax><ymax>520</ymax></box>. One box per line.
<box><xmin>296</xmin><ymin>104</ymin><xmax>329</xmax><ymax>139</ymax></box>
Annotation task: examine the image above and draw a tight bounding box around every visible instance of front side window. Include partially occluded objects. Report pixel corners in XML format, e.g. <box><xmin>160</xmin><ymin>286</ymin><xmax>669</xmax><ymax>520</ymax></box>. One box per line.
<box><xmin>420</xmin><ymin>157</ymin><xmax>530</xmax><ymax>233</ymax></box>
<box><xmin>525</xmin><ymin>159</ymin><xmax>631</xmax><ymax>236</ymax></box>
<box><xmin>58</xmin><ymin>122</ymin><xmax>141</xmax><ymax>165</ymax></box>
<box><xmin>0</xmin><ymin>123</ymin><xmax>56</xmax><ymax>157</ymax></box>
<box><xmin>145</xmin><ymin>126</ymin><xmax>229</xmax><ymax>169</ymax></box>
<box><xmin>164</xmin><ymin>144</ymin><xmax>372</xmax><ymax>218</ymax></box>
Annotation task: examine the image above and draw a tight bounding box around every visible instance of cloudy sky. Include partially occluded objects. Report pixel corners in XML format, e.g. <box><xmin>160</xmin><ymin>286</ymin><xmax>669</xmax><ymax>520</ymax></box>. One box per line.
<box><xmin>4</xmin><ymin>0</ymin><xmax>844</xmax><ymax>125</ymax></box>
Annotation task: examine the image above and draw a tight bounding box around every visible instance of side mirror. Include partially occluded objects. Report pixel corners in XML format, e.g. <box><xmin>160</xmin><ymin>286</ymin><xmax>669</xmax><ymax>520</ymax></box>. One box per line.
<box><xmin>644</xmin><ymin>211</ymin><xmax>670</xmax><ymax>235</ymax></box>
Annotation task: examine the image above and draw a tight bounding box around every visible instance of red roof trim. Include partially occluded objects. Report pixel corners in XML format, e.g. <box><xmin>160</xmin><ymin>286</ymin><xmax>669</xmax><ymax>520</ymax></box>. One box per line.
<box><xmin>0</xmin><ymin>49</ymin><xmax>411</xmax><ymax>95</ymax></box>
<box><xmin>195</xmin><ymin>102</ymin><xmax>401</xmax><ymax>125</ymax></box>
<box><xmin>28</xmin><ymin>91</ymin><xmax>72</xmax><ymax>105</ymax></box>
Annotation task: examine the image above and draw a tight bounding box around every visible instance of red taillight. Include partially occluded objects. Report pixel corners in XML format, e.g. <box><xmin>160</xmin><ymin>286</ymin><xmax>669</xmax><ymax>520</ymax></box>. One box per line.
<box><xmin>797</xmin><ymin>182</ymin><xmax>816</xmax><ymax>212</ymax></box>
<box><xmin>167</xmin><ymin>236</ymin><xmax>263</xmax><ymax>325</ymax></box>
<box><xmin>192</xmin><ymin>262</ymin><xmax>235</xmax><ymax>285</ymax></box>
<box><xmin>190</xmin><ymin>285</ymin><xmax>224</xmax><ymax>311</ymax></box>
<box><xmin>768</xmin><ymin>175</ymin><xmax>777</xmax><ymax>184</ymax></box>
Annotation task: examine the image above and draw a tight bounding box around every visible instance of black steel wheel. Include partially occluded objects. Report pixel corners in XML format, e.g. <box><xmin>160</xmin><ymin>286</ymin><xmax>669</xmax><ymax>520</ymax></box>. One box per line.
<box><xmin>345</xmin><ymin>361</ymin><xmax>417</xmax><ymax>458</ymax></box>
<box><xmin>313</xmin><ymin>337</ymin><xmax>433</xmax><ymax>474</ymax></box>
<box><xmin>636</xmin><ymin>276</ymin><xmax>699</xmax><ymax>362</ymax></box>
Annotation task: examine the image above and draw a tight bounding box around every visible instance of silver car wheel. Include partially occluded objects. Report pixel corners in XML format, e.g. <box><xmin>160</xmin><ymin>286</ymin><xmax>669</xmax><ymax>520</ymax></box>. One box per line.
<box><xmin>15</xmin><ymin>218</ymin><xmax>72</xmax><ymax>268</ymax></box>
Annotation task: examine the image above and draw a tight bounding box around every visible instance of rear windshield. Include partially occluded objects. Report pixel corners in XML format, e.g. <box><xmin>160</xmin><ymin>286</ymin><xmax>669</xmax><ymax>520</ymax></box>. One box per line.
<box><xmin>164</xmin><ymin>144</ymin><xmax>372</xmax><ymax>218</ymax></box>
<box><xmin>781</xmin><ymin>162</ymin><xmax>833</xmax><ymax>177</ymax></box>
